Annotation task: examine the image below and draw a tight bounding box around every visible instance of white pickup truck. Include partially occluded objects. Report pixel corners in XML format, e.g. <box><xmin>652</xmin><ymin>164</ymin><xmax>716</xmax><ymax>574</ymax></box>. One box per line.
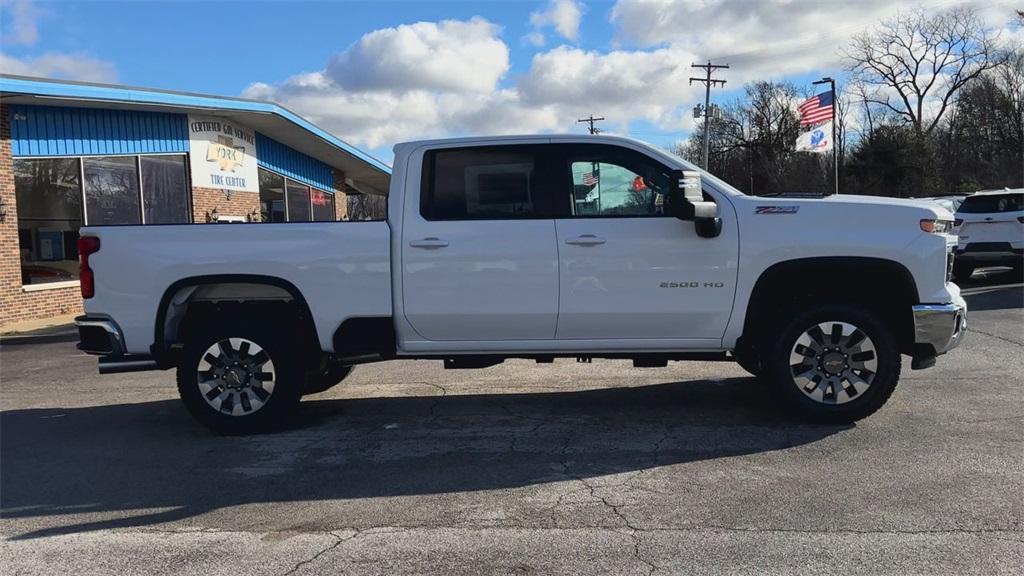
<box><xmin>75</xmin><ymin>135</ymin><xmax>967</xmax><ymax>434</ymax></box>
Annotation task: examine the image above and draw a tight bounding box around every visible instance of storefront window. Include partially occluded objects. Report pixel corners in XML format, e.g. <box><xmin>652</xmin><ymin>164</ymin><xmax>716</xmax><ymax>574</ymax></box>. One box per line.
<box><xmin>286</xmin><ymin>180</ymin><xmax>312</xmax><ymax>222</ymax></box>
<box><xmin>259</xmin><ymin>168</ymin><xmax>286</xmax><ymax>222</ymax></box>
<box><xmin>83</xmin><ymin>156</ymin><xmax>141</xmax><ymax>225</ymax></box>
<box><xmin>13</xmin><ymin>158</ymin><xmax>83</xmax><ymax>285</ymax></box>
<box><xmin>311</xmin><ymin>189</ymin><xmax>335</xmax><ymax>221</ymax></box>
<box><xmin>141</xmin><ymin>155</ymin><xmax>190</xmax><ymax>224</ymax></box>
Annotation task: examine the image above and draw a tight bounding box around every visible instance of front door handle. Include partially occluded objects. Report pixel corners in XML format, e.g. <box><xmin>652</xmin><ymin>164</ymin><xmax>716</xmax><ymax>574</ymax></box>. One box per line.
<box><xmin>409</xmin><ymin>237</ymin><xmax>449</xmax><ymax>249</ymax></box>
<box><xmin>565</xmin><ymin>234</ymin><xmax>606</xmax><ymax>246</ymax></box>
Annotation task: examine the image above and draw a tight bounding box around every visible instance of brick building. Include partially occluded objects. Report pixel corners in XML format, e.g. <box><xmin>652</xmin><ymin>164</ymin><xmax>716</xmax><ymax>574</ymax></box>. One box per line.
<box><xmin>0</xmin><ymin>75</ymin><xmax>390</xmax><ymax>330</ymax></box>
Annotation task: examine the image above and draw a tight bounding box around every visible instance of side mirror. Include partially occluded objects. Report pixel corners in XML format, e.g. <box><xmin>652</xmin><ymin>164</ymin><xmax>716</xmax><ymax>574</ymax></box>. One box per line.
<box><xmin>668</xmin><ymin>169</ymin><xmax>721</xmax><ymax>238</ymax></box>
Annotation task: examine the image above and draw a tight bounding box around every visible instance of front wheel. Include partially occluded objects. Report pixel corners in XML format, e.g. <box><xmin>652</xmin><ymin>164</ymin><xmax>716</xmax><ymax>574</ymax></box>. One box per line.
<box><xmin>764</xmin><ymin>305</ymin><xmax>901</xmax><ymax>424</ymax></box>
<box><xmin>177</xmin><ymin>323</ymin><xmax>302</xmax><ymax>434</ymax></box>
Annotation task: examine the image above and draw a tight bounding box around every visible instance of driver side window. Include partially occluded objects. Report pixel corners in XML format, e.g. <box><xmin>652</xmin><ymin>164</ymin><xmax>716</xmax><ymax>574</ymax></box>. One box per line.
<box><xmin>567</xmin><ymin>148</ymin><xmax>671</xmax><ymax>217</ymax></box>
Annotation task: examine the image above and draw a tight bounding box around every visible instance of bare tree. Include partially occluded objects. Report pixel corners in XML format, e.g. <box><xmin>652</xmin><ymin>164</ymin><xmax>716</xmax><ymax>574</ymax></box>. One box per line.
<box><xmin>998</xmin><ymin>47</ymin><xmax>1024</xmax><ymax>186</ymax></box>
<box><xmin>847</xmin><ymin>7</ymin><xmax>1004</xmax><ymax>137</ymax></box>
<box><xmin>674</xmin><ymin>81</ymin><xmax>830</xmax><ymax>195</ymax></box>
<box><xmin>346</xmin><ymin>192</ymin><xmax>387</xmax><ymax>221</ymax></box>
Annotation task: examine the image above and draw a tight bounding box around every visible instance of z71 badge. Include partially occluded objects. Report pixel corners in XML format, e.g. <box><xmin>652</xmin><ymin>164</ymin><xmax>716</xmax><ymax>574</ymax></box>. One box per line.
<box><xmin>755</xmin><ymin>205</ymin><xmax>799</xmax><ymax>214</ymax></box>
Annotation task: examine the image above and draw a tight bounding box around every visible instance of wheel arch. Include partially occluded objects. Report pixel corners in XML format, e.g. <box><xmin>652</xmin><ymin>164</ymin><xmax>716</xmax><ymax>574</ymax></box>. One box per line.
<box><xmin>740</xmin><ymin>256</ymin><xmax>920</xmax><ymax>357</ymax></box>
<box><xmin>152</xmin><ymin>274</ymin><xmax>318</xmax><ymax>364</ymax></box>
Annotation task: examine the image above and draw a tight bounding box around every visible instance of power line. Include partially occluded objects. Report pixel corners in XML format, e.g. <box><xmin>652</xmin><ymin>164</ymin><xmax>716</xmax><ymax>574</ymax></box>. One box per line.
<box><xmin>577</xmin><ymin>115</ymin><xmax>605</xmax><ymax>135</ymax></box>
<box><xmin>689</xmin><ymin>61</ymin><xmax>729</xmax><ymax>170</ymax></box>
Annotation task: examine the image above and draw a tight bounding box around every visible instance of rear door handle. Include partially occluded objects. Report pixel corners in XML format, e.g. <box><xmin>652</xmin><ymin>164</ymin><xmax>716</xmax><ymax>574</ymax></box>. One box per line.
<box><xmin>409</xmin><ymin>237</ymin><xmax>449</xmax><ymax>249</ymax></box>
<box><xmin>565</xmin><ymin>234</ymin><xmax>606</xmax><ymax>246</ymax></box>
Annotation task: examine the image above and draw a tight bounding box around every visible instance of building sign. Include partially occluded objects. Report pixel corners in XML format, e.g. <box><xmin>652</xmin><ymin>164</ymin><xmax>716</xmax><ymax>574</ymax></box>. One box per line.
<box><xmin>188</xmin><ymin>115</ymin><xmax>259</xmax><ymax>193</ymax></box>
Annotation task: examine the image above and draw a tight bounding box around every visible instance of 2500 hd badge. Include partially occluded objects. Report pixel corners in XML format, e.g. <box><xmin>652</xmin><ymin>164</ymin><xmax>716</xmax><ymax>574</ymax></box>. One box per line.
<box><xmin>660</xmin><ymin>281</ymin><xmax>726</xmax><ymax>288</ymax></box>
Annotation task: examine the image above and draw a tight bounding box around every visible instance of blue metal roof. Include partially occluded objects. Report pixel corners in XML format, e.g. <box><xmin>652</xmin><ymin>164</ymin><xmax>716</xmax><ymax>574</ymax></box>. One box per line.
<box><xmin>256</xmin><ymin>132</ymin><xmax>334</xmax><ymax>192</ymax></box>
<box><xmin>0</xmin><ymin>74</ymin><xmax>391</xmax><ymax>174</ymax></box>
<box><xmin>8</xmin><ymin>105</ymin><xmax>189</xmax><ymax>156</ymax></box>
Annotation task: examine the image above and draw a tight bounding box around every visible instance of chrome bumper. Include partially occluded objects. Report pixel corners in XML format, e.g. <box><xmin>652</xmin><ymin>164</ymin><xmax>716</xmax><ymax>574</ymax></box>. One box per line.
<box><xmin>912</xmin><ymin>298</ymin><xmax>967</xmax><ymax>357</ymax></box>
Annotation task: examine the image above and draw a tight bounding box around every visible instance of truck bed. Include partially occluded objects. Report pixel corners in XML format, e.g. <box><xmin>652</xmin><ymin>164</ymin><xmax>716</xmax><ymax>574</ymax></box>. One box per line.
<box><xmin>82</xmin><ymin>222</ymin><xmax>393</xmax><ymax>354</ymax></box>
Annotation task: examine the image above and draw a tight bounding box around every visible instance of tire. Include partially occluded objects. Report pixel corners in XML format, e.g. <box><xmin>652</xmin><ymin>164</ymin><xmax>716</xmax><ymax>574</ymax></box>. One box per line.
<box><xmin>303</xmin><ymin>363</ymin><xmax>354</xmax><ymax>396</ymax></box>
<box><xmin>177</xmin><ymin>320</ymin><xmax>303</xmax><ymax>434</ymax></box>
<box><xmin>764</xmin><ymin>304</ymin><xmax>901</xmax><ymax>424</ymax></box>
<box><xmin>952</xmin><ymin>263</ymin><xmax>974</xmax><ymax>282</ymax></box>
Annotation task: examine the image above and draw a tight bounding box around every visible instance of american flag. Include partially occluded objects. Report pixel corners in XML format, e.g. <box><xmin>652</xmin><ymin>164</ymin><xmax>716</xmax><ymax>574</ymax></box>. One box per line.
<box><xmin>798</xmin><ymin>91</ymin><xmax>834</xmax><ymax>126</ymax></box>
<box><xmin>582</xmin><ymin>171</ymin><xmax>599</xmax><ymax>186</ymax></box>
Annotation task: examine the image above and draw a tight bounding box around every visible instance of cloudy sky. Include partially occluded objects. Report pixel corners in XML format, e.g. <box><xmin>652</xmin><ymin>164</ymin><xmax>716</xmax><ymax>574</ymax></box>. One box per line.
<box><xmin>1</xmin><ymin>0</ymin><xmax>1020</xmax><ymax>163</ymax></box>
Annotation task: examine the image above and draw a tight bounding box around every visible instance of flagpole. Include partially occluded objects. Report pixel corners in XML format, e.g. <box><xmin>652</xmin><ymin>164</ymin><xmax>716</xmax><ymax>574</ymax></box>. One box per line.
<box><xmin>813</xmin><ymin>77</ymin><xmax>838</xmax><ymax>195</ymax></box>
<box><xmin>830</xmin><ymin>78</ymin><xmax>838</xmax><ymax>195</ymax></box>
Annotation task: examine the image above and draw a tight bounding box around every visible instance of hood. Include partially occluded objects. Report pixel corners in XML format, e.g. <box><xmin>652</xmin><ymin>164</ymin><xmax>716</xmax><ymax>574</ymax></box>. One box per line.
<box><xmin>821</xmin><ymin>194</ymin><xmax>950</xmax><ymax>214</ymax></box>
<box><xmin>741</xmin><ymin>194</ymin><xmax>952</xmax><ymax>220</ymax></box>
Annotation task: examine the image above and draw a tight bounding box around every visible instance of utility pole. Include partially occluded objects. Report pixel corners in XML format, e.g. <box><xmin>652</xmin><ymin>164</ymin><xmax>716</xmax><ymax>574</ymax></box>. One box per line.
<box><xmin>577</xmin><ymin>115</ymin><xmax>605</xmax><ymax>135</ymax></box>
<box><xmin>813</xmin><ymin>77</ymin><xmax>839</xmax><ymax>195</ymax></box>
<box><xmin>690</xmin><ymin>61</ymin><xmax>728</xmax><ymax>170</ymax></box>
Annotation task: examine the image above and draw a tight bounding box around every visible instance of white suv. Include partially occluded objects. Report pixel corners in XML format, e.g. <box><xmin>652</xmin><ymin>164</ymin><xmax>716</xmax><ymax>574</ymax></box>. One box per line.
<box><xmin>952</xmin><ymin>189</ymin><xmax>1024</xmax><ymax>280</ymax></box>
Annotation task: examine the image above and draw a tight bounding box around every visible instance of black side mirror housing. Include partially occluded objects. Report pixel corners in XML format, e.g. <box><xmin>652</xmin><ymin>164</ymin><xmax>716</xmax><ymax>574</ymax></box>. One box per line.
<box><xmin>668</xmin><ymin>169</ymin><xmax>722</xmax><ymax>238</ymax></box>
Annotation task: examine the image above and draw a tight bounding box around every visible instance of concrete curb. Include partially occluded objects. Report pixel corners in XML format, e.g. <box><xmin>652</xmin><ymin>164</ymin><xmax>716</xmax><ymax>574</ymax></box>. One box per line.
<box><xmin>0</xmin><ymin>324</ymin><xmax>78</xmax><ymax>347</ymax></box>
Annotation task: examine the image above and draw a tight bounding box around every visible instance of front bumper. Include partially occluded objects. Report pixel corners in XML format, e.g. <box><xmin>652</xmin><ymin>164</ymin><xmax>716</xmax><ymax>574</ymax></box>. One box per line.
<box><xmin>911</xmin><ymin>296</ymin><xmax>967</xmax><ymax>368</ymax></box>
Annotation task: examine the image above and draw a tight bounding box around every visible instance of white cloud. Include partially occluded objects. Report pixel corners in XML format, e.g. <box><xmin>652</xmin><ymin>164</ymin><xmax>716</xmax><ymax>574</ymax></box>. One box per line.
<box><xmin>1</xmin><ymin>0</ymin><xmax>40</xmax><ymax>45</ymax></box>
<box><xmin>609</xmin><ymin>0</ymin><xmax>1021</xmax><ymax>82</ymax></box>
<box><xmin>245</xmin><ymin>2</ymin><xmax>1023</xmax><ymax>155</ymax></box>
<box><xmin>245</xmin><ymin>18</ymin><xmax>703</xmax><ymax>152</ymax></box>
<box><xmin>245</xmin><ymin>76</ymin><xmax>561</xmax><ymax>150</ymax></box>
<box><xmin>522</xmin><ymin>31</ymin><xmax>546</xmax><ymax>48</ymax></box>
<box><xmin>530</xmin><ymin>0</ymin><xmax>584</xmax><ymax>42</ymax></box>
<box><xmin>519</xmin><ymin>45</ymin><xmax>701</xmax><ymax>128</ymax></box>
<box><xmin>325</xmin><ymin>17</ymin><xmax>509</xmax><ymax>93</ymax></box>
<box><xmin>0</xmin><ymin>52</ymin><xmax>117</xmax><ymax>82</ymax></box>
<box><xmin>0</xmin><ymin>0</ymin><xmax>117</xmax><ymax>82</ymax></box>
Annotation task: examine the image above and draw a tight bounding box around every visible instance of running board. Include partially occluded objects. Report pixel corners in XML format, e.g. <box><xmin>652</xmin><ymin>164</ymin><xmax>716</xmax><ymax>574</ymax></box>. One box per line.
<box><xmin>98</xmin><ymin>356</ymin><xmax>160</xmax><ymax>374</ymax></box>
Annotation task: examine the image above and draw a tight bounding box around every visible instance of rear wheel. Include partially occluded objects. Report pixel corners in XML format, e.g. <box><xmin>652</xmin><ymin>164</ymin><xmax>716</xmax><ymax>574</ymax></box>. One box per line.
<box><xmin>765</xmin><ymin>304</ymin><xmax>900</xmax><ymax>423</ymax></box>
<box><xmin>177</xmin><ymin>322</ymin><xmax>302</xmax><ymax>434</ymax></box>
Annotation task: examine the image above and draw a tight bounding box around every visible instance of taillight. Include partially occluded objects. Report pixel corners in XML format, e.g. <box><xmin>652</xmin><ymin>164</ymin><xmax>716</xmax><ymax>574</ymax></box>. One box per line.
<box><xmin>78</xmin><ymin>236</ymin><xmax>100</xmax><ymax>299</ymax></box>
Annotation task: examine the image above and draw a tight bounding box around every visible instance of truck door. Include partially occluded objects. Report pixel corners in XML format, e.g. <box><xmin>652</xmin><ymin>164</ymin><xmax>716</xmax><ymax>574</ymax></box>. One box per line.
<box><xmin>401</xmin><ymin>144</ymin><xmax>560</xmax><ymax>341</ymax></box>
<box><xmin>551</xmin><ymin>143</ymin><xmax>738</xmax><ymax>340</ymax></box>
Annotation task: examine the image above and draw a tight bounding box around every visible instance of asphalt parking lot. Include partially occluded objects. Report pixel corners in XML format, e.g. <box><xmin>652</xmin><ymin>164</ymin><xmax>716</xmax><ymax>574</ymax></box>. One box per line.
<box><xmin>1</xmin><ymin>270</ymin><xmax>1022</xmax><ymax>575</ymax></box>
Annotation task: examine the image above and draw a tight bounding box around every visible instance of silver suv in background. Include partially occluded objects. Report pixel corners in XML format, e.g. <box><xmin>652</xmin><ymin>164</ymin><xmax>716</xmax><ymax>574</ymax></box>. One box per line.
<box><xmin>952</xmin><ymin>189</ymin><xmax>1024</xmax><ymax>281</ymax></box>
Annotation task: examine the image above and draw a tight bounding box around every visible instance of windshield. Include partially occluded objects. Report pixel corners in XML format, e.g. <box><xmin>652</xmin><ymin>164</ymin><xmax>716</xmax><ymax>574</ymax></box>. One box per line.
<box><xmin>957</xmin><ymin>193</ymin><xmax>1024</xmax><ymax>214</ymax></box>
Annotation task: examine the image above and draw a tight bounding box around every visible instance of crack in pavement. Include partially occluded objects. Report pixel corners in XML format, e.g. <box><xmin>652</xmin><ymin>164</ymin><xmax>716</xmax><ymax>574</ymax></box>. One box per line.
<box><xmin>967</xmin><ymin>327</ymin><xmax>1022</xmax><ymax>346</ymax></box>
<box><xmin>281</xmin><ymin>530</ymin><xmax>356</xmax><ymax>576</ymax></box>
<box><xmin>280</xmin><ymin>528</ymin><xmax>411</xmax><ymax>576</ymax></box>
<box><xmin>576</xmin><ymin>476</ymin><xmax>659</xmax><ymax>575</ymax></box>
<box><xmin>110</xmin><ymin>524</ymin><xmax>1024</xmax><ymax>538</ymax></box>
<box><xmin>411</xmin><ymin>381</ymin><xmax>447</xmax><ymax>422</ymax></box>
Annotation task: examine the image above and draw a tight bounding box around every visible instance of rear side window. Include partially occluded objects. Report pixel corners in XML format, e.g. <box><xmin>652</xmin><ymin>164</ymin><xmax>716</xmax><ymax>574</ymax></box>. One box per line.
<box><xmin>958</xmin><ymin>193</ymin><xmax>1024</xmax><ymax>213</ymax></box>
<box><xmin>421</xmin><ymin>147</ymin><xmax>548</xmax><ymax>220</ymax></box>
